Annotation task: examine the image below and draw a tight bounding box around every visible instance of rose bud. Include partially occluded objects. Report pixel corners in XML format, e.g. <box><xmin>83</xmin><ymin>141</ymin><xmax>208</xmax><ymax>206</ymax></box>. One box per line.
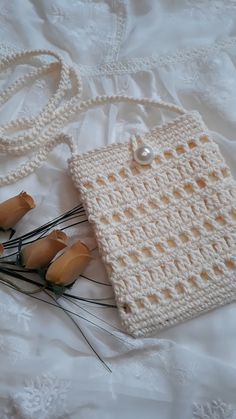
<box><xmin>46</xmin><ymin>240</ymin><xmax>92</xmax><ymax>286</ymax></box>
<box><xmin>0</xmin><ymin>192</ymin><xmax>35</xmax><ymax>230</ymax></box>
<box><xmin>22</xmin><ymin>230</ymin><xmax>68</xmax><ymax>269</ymax></box>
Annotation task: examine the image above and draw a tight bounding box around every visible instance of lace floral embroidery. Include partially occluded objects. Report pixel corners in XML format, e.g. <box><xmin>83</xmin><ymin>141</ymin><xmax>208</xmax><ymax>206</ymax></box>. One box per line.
<box><xmin>0</xmin><ymin>336</ymin><xmax>28</xmax><ymax>365</ymax></box>
<box><xmin>161</xmin><ymin>359</ymin><xmax>199</xmax><ymax>386</ymax></box>
<box><xmin>177</xmin><ymin>52</ymin><xmax>236</xmax><ymax>115</ymax></box>
<box><xmin>16</xmin><ymin>79</ymin><xmax>52</xmax><ymax>119</ymax></box>
<box><xmin>11</xmin><ymin>373</ymin><xmax>71</xmax><ymax>419</ymax></box>
<box><xmin>0</xmin><ymin>0</ymin><xmax>127</xmax><ymax>66</ymax></box>
<box><xmin>46</xmin><ymin>0</ymin><xmax>127</xmax><ymax>63</ymax></box>
<box><xmin>193</xmin><ymin>399</ymin><xmax>235</xmax><ymax>419</ymax></box>
<box><xmin>0</xmin><ymin>296</ymin><xmax>35</xmax><ymax>332</ymax></box>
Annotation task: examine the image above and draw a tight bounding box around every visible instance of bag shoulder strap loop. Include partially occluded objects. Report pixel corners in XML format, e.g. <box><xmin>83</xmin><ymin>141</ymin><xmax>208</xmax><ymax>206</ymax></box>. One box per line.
<box><xmin>0</xmin><ymin>50</ymin><xmax>187</xmax><ymax>186</ymax></box>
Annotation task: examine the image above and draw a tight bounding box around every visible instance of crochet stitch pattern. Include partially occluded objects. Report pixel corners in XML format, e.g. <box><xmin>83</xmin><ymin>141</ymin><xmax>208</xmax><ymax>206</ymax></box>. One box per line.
<box><xmin>1</xmin><ymin>50</ymin><xmax>236</xmax><ymax>337</ymax></box>
<box><xmin>69</xmin><ymin>111</ymin><xmax>236</xmax><ymax>336</ymax></box>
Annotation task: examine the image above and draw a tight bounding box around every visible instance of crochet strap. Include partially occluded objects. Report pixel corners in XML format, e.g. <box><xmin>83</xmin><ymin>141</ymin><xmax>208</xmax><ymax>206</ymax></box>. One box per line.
<box><xmin>0</xmin><ymin>50</ymin><xmax>187</xmax><ymax>186</ymax></box>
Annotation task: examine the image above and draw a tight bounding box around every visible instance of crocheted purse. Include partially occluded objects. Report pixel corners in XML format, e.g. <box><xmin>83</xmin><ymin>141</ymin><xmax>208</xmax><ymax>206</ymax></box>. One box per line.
<box><xmin>1</xmin><ymin>50</ymin><xmax>236</xmax><ymax>337</ymax></box>
<box><xmin>69</xmin><ymin>108</ymin><xmax>236</xmax><ymax>336</ymax></box>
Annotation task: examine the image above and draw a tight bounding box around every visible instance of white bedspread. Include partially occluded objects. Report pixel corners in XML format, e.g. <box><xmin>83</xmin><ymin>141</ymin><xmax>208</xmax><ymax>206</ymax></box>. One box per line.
<box><xmin>1</xmin><ymin>1</ymin><xmax>236</xmax><ymax>418</ymax></box>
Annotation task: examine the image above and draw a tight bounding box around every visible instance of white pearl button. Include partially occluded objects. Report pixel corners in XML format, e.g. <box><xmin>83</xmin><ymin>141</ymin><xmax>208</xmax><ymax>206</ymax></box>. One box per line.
<box><xmin>134</xmin><ymin>145</ymin><xmax>154</xmax><ymax>165</ymax></box>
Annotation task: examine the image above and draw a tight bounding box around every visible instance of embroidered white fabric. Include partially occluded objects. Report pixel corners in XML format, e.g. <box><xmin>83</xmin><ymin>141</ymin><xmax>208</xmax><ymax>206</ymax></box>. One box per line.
<box><xmin>1</xmin><ymin>0</ymin><xmax>236</xmax><ymax>418</ymax></box>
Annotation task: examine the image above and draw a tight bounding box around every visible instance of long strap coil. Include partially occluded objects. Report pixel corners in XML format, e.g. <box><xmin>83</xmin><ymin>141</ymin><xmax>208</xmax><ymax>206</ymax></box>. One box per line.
<box><xmin>0</xmin><ymin>50</ymin><xmax>187</xmax><ymax>186</ymax></box>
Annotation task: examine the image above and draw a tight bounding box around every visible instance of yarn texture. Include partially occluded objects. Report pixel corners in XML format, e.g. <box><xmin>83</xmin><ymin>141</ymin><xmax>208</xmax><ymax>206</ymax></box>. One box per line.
<box><xmin>69</xmin><ymin>111</ymin><xmax>236</xmax><ymax>337</ymax></box>
<box><xmin>0</xmin><ymin>50</ymin><xmax>236</xmax><ymax>337</ymax></box>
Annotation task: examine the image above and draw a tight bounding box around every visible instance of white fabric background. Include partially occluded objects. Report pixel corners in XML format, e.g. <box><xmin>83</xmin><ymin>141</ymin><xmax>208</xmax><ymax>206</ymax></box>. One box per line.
<box><xmin>0</xmin><ymin>1</ymin><xmax>236</xmax><ymax>418</ymax></box>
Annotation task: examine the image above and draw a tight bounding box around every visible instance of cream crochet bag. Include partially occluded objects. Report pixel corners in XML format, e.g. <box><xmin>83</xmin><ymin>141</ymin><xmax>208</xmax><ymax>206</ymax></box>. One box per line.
<box><xmin>1</xmin><ymin>50</ymin><xmax>236</xmax><ymax>336</ymax></box>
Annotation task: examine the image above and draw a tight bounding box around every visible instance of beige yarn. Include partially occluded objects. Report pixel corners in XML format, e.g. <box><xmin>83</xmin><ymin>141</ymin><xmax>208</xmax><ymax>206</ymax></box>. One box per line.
<box><xmin>1</xmin><ymin>50</ymin><xmax>236</xmax><ymax>337</ymax></box>
<box><xmin>69</xmin><ymin>111</ymin><xmax>236</xmax><ymax>337</ymax></box>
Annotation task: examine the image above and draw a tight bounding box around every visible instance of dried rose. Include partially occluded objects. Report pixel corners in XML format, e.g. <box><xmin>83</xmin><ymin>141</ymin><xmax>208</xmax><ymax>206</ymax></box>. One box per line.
<box><xmin>0</xmin><ymin>243</ymin><xmax>4</xmax><ymax>255</ymax></box>
<box><xmin>22</xmin><ymin>230</ymin><xmax>68</xmax><ymax>269</ymax></box>
<box><xmin>46</xmin><ymin>240</ymin><xmax>92</xmax><ymax>286</ymax></box>
<box><xmin>0</xmin><ymin>192</ymin><xmax>35</xmax><ymax>230</ymax></box>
